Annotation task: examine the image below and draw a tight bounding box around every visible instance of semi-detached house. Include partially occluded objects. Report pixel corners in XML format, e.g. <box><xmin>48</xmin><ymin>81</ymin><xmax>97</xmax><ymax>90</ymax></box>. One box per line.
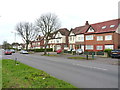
<box><xmin>69</xmin><ymin>19</ymin><xmax>120</xmax><ymax>51</ymax></box>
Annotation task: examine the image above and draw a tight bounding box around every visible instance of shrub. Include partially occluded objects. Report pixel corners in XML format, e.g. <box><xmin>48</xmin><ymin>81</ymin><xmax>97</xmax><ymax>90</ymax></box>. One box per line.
<box><xmin>104</xmin><ymin>49</ymin><xmax>112</xmax><ymax>57</ymax></box>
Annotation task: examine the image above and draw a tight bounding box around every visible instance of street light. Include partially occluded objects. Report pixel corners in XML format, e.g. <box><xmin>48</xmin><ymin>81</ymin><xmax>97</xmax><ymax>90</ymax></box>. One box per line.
<box><xmin>11</xmin><ymin>31</ymin><xmax>17</xmax><ymax>49</ymax></box>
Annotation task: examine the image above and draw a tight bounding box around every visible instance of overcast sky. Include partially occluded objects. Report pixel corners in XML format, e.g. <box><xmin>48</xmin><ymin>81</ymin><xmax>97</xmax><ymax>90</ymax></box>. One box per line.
<box><xmin>0</xmin><ymin>0</ymin><xmax>119</xmax><ymax>45</ymax></box>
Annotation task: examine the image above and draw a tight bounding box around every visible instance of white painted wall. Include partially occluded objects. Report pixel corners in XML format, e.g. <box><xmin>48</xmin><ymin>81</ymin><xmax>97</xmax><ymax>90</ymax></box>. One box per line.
<box><xmin>69</xmin><ymin>36</ymin><xmax>75</xmax><ymax>43</ymax></box>
<box><xmin>76</xmin><ymin>34</ymin><xmax>84</xmax><ymax>42</ymax></box>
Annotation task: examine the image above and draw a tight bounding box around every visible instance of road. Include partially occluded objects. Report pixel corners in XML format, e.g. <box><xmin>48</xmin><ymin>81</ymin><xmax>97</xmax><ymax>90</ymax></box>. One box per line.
<box><xmin>2</xmin><ymin>52</ymin><xmax>118</xmax><ymax>88</ymax></box>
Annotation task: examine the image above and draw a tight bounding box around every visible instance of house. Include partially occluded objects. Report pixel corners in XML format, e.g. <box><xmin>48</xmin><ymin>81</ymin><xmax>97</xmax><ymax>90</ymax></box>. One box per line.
<box><xmin>48</xmin><ymin>28</ymin><xmax>69</xmax><ymax>51</ymax></box>
<box><xmin>69</xmin><ymin>19</ymin><xmax>120</xmax><ymax>51</ymax></box>
<box><xmin>31</xmin><ymin>35</ymin><xmax>44</xmax><ymax>49</ymax></box>
<box><xmin>68</xmin><ymin>21</ymin><xmax>90</xmax><ymax>51</ymax></box>
<box><xmin>84</xmin><ymin>19</ymin><xmax>120</xmax><ymax>51</ymax></box>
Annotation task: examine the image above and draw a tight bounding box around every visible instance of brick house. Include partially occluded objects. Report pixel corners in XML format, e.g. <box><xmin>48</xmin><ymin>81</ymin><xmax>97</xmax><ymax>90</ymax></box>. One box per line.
<box><xmin>84</xmin><ymin>19</ymin><xmax>120</xmax><ymax>51</ymax></box>
<box><xmin>31</xmin><ymin>35</ymin><xmax>44</xmax><ymax>49</ymax></box>
<box><xmin>69</xmin><ymin>19</ymin><xmax>120</xmax><ymax>51</ymax></box>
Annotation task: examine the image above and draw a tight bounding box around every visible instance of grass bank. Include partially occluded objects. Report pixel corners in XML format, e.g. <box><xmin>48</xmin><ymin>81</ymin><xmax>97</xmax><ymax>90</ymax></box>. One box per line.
<box><xmin>2</xmin><ymin>59</ymin><xmax>76</xmax><ymax>88</ymax></box>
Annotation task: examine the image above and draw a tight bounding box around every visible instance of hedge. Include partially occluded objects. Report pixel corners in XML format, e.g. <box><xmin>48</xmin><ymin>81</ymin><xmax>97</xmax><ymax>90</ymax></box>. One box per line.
<box><xmin>34</xmin><ymin>48</ymin><xmax>53</xmax><ymax>52</ymax></box>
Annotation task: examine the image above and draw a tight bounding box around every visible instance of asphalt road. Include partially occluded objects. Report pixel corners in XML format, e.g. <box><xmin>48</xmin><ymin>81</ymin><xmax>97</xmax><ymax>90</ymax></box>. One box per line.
<box><xmin>2</xmin><ymin>52</ymin><xmax>119</xmax><ymax>88</ymax></box>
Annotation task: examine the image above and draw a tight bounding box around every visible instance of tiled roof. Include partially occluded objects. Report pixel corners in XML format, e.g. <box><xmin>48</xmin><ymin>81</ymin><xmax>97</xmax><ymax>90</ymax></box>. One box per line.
<box><xmin>58</xmin><ymin>28</ymin><xmax>70</xmax><ymax>36</ymax></box>
<box><xmin>71</xmin><ymin>25</ymin><xmax>90</xmax><ymax>35</ymax></box>
<box><xmin>90</xmin><ymin>19</ymin><xmax>120</xmax><ymax>33</ymax></box>
<box><xmin>71</xmin><ymin>19</ymin><xmax>120</xmax><ymax>35</ymax></box>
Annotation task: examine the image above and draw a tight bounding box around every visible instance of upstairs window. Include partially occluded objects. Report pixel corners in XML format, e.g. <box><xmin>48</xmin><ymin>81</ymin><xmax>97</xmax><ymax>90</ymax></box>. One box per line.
<box><xmin>105</xmin><ymin>35</ymin><xmax>112</xmax><ymax>40</ymax></box>
<box><xmin>102</xmin><ymin>26</ymin><xmax>107</xmax><ymax>29</ymax></box>
<box><xmin>97</xmin><ymin>36</ymin><xmax>103</xmax><ymax>41</ymax></box>
<box><xmin>110</xmin><ymin>25</ymin><xmax>115</xmax><ymax>28</ymax></box>
<box><xmin>86</xmin><ymin>35</ymin><xmax>93</xmax><ymax>40</ymax></box>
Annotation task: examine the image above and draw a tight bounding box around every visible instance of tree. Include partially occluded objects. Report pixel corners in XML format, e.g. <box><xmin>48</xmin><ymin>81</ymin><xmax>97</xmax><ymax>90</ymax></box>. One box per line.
<box><xmin>36</xmin><ymin>13</ymin><xmax>61</xmax><ymax>55</ymax></box>
<box><xmin>16</xmin><ymin>22</ymin><xmax>39</xmax><ymax>51</ymax></box>
<box><xmin>2</xmin><ymin>41</ymin><xmax>11</xmax><ymax>49</ymax></box>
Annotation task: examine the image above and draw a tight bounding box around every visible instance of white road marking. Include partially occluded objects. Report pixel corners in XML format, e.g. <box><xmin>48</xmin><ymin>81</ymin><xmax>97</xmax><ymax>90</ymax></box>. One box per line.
<box><xmin>72</xmin><ymin>63</ymin><xmax>108</xmax><ymax>71</ymax></box>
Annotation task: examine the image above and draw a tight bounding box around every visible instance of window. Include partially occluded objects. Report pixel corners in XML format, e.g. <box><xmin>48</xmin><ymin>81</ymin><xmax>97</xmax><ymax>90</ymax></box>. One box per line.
<box><xmin>86</xmin><ymin>35</ymin><xmax>93</xmax><ymax>40</ymax></box>
<box><xmin>105</xmin><ymin>35</ymin><xmax>112</xmax><ymax>40</ymax></box>
<box><xmin>96</xmin><ymin>46</ymin><xmax>103</xmax><ymax>50</ymax></box>
<box><xmin>86</xmin><ymin>45</ymin><xmax>94</xmax><ymax>50</ymax></box>
<box><xmin>69</xmin><ymin>36</ymin><xmax>72</xmax><ymax>41</ymax></box>
<box><xmin>102</xmin><ymin>26</ymin><xmax>107</xmax><ymax>29</ymax></box>
<box><xmin>57</xmin><ymin>40</ymin><xmax>59</xmax><ymax>43</ymax></box>
<box><xmin>110</xmin><ymin>25</ymin><xmax>115</xmax><ymax>28</ymax></box>
<box><xmin>105</xmin><ymin>45</ymin><xmax>114</xmax><ymax>49</ymax></box>
<box><xmin>97</xmin><ymin>36</ymin><xmax>103</xmax><ymax>41</ymax></box>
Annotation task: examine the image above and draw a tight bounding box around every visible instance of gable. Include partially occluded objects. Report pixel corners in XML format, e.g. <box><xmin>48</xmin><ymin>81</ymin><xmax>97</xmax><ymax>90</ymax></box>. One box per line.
<box><xmin>55</xmin><ymin>31</ymin><xmax>62</xmax><ymax>38</ymax></box>
<box><xmin>70</xmin><ymin>32</ymin><xmax>75</xmax><ymax>36</ymax></box>
<box><xmin>87</xmin><ymin>27</ymin><xmax>95</xmax><ymax>33</ymax></box>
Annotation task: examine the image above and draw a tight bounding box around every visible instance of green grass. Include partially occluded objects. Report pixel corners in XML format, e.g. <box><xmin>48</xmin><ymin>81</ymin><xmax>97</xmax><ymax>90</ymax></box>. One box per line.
<box><xmin>2</xmin><ymin>59</ymin><xmax>76</xmax><ymax>88</ymax></box>
<box><xmin>68</xmin><ymin>57</ymin><xmax>94</xmax><ymax>60</ymax></box>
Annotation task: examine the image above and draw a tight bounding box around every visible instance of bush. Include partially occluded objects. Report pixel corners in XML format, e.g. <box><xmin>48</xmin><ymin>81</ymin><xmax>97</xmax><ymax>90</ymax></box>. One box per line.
<box><xmin>84</xmin><ymin>51</ymin><xmax>95</xmax><ymax>55</ymax></box>
<box><xmin>104</xmin><ymin>49</ymin><xmax>112</xmax><ymax>57</ymax></box>
<box><xmin>96</xmin><ymin>51</ymin><xmax>104</xmax><ymax>55</ymax></box>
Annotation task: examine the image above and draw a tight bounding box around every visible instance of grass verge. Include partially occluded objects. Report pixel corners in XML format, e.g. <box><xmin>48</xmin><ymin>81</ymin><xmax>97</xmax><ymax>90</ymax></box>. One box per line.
<box><xmin>68</xmin><ymin>57</ymin><xmax>94</xmax><ymax>60</ymax></box>
<box><xmin>2</xmin><ymin>59</ymin><xmax>76</xmax><ymax>88</ymax></box>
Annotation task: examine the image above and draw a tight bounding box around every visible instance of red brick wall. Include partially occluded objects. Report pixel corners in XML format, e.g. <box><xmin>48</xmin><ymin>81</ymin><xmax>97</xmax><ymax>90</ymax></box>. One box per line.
<box><xmin>84</xmin><ymin>32</ymin><xmax>119</xmax><ymax>51</ymax></box>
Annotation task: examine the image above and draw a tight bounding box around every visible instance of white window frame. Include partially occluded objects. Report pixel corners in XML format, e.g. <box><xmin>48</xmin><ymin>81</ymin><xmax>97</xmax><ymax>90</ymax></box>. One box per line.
<box><xmin>97</xmin><ymin>36</ymin><xmax>103</xmax><ymax>41</ymax></box>
<box><xmin>86</xmin><ymin>35</ymin><xmax>93</xmax><ymax>40</ymax></box>
<box><xmin>105</xmin><ymin>35</ymin><xmax>112</xmax><ymax>40</ymax></box>
<box><xmin>96</xmin><ymin>46</ymin><xmax>103</xmax><ymax>50</ymax></box>
<box><xmin>86</xmin><ymin>45</ymin><xmax>94</xmax><ymax>50</ymax></box>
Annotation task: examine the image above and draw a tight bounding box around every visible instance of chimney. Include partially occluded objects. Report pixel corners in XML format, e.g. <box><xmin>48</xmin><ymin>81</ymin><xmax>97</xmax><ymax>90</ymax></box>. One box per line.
<box><xmin>85</xmin><ymin>21</ymin><xmax>89</xmax><ymax>25</ymax></box>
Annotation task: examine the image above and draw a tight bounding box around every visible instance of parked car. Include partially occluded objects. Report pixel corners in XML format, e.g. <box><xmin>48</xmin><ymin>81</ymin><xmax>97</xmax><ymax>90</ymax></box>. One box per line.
<box><xmin>76</xmin><ymin>49</ymin><xmax>83</xmax><ymax>54</ymax></box>
<box><xmin>56</xmin><ymin>49</ymin><xmax>62</xmax><ymax>54</ymax></box>
<box><xmin>10</xmin><ymin>49</ymin><xmax>15</xmax><ymax>53</ymax></box>
<box><xmin>20</xmin><ymin>50</ymin><xmax>28</xmax><ymax>54</ymax></box>
<box><xmin>4</xmin><ymin>50</ymin><xmax>12</xmax><ymax>55</ymax></box>
<box><xmin>111</xmin><ymin>49</ymin><xmax>120</xmax><ymax>58</ymax></box>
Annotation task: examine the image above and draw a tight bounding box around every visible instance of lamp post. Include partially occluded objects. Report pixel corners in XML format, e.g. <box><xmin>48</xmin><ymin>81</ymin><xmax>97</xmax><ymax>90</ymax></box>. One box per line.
<box><xmin>11</xmin><ymin>31</ymin><xmax>17</xmax><ymax>49</ymax></box>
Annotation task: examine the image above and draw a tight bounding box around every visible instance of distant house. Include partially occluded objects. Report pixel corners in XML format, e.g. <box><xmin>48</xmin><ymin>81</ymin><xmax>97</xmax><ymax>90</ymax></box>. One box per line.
<box><xmin>31</xmin><ymin>35</ymin><xmax>44</xmax><ymax>49</ymax></box>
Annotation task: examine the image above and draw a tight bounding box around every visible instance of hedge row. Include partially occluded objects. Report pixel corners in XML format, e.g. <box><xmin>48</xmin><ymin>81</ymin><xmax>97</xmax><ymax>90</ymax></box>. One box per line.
<box><xmin>29</xmin><ymin>48</ymin><xmax>53</xmax><ymax>52</ymax></box>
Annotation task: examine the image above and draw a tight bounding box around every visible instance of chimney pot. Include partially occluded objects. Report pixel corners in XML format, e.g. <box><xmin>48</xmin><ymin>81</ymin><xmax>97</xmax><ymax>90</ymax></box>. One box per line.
<box><xmin>85</xmin><ymin>21</ymin><xmax>89</xmax><ymax>25</ymax></box>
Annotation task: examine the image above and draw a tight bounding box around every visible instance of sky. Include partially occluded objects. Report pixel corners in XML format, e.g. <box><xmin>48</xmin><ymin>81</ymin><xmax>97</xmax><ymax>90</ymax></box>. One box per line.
<box><xmin>0</xmin><ymin>0</ymin><xmax>119</xmax><ymax>45</ymax></box>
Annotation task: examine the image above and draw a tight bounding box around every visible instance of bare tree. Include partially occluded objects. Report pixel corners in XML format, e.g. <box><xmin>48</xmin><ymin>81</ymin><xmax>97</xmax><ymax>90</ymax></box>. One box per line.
<box><xmin>36</xmin><ymin>13</ymin><xmax>61</xmax><ymax>55</ymax></box>
<box><xmin>16</xmin><ymin>22</ymin><xmax>39</xmax><ymax>51</ymax></box>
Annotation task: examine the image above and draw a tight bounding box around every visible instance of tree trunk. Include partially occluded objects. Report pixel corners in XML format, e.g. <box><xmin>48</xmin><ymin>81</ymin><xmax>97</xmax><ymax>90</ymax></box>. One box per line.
<box><xmin>26</xmin><ymin>40</ymin><xmax>29</xmax><ymax>51</ymax></box>
<box><xmin>44</xmin><ymin>39</ymin><xmax>49</xmax><ymax>55</ymax></box>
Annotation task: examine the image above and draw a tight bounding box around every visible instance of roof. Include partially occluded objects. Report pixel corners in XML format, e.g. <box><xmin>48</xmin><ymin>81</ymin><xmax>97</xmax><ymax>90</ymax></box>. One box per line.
<box><xmin>71</xmin><ymin>25</ymin><xmax>90</xmax><ymax>35</ymax></box>
<box><xmin>58</xmin><ymin>28</ymin><xmax>70</xmax><ymax>36</ymax></box>
<box><xmin>90</xmin><ymin>19</ymin><xmax>120</xmax><ymax>33</ymax></box>
<box><xmin>71</xmin><ymin>19</ymin><xmax>120</xmax><ymax>35</ymax></box>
